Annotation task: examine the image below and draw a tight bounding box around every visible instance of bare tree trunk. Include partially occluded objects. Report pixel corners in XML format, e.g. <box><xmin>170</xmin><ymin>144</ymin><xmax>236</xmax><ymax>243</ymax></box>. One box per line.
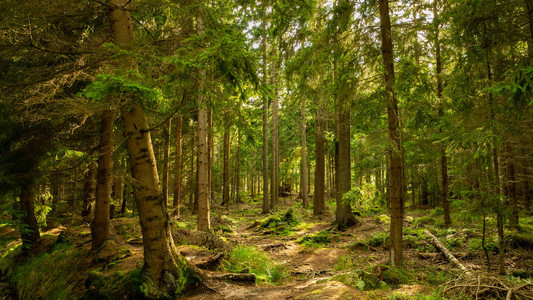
<box><xmin>223</xmin><ymin>121</ymin><xmax>230</xmax><ymax>207</ymax></box>
<box><xmin>314</xmin><ymin>99</ymin><xmax>326</xmax><ymax>216</ymax></box>
<box><xmin>301</xmin><ymin>99</ymin><xmax>308</xmax><ymax>208</ymax></box>
<box><xmin>162</xmin><ymin>119</ymin><xmax>171</xmax><ymax>209</ymax></box>
<box><xmin>335</xmin><ymin>103</ymin><xmax>357</xmax><ymax>229</ymax></box>
<box><xmin>433</xmin><ymin>0</ymin><xmax>451</xmax><ymax>227</ymax></box>
<box><xmin>493</xmin><ymin>147</ymin><xmax>506</xmax><ymax>275</ymax></box>
<box><xmin>196</xmin><ymin>12</ymin><xmax>210</xmax><ymax>232</ymax></box>
<box><xmin>236</xmin><ymin>131</ymin><xmax>241</xmax><ymax>204</ymax></box>
<box><xmin>261</xmin><ymin>5</ymin><xmax>270</xmax><ymax>214</ymax></box>
<box><xmin>91</xmin><ymin>110</ymin><xmax>114</xmax><ymax>249</ymax></box>
<box><xmin>271</xmin><ymin>51</ymin><xmax>279</xmax><ymax>209</ymax></box>
<box><xmin>379</xmin><ymin>0</ymin><xmax>404</xmax><ymax>266</ymax></box>
<box><xmin>505</xmin><ymin>144</ymin><xmax>519</xmax><ymax>229</ymax></box>
<box><xmin>173</xmin><ymin>115</ymin><xmax>183</xmax><ymax>217</ymax></box>
<box><xmin>208</xmin><ymin>109</ymin><xmax>213</xmax><ymax>204</ymax></box>
<box><xmin>521</xmin><ymin>148</ymin><xmax>531</xmax><ymax>213</ymax></box>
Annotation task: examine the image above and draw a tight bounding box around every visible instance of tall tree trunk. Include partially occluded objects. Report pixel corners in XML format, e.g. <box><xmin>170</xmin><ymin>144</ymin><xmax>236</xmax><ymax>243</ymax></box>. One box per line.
<box><xmin>314</xmin><ymin>100</ymin><xmax>326</xmax><ymax>216</ymax></box>
<box><xmin>19</xmin><ymin>182</ymin><xmax>40</xmax><ymax>249</ymax></box>
<box><xmin>521</xmin><ymin>148</ymin><xmax>531</xmax><ymax>213</ymax></box>
<box><xmin>222</xmin><ymin>121</ymin><xmax>230</xmax><ymax>207</ymax></box>
<box><xmin>82</xmin><ymin>162</ymin><xmax>96</xmax><ymax>224</ymax></box>
<box><xmin>113</xmin><ymin>172</ymin><xmax>123</xmax><ymax>218</ymax></box>
<box><xmin>433</xmin><ymin>0</ymin><xmax>451</xmax><ymax>227</ymax></box>
<box><xmin>162</xmin><ymin>119</ymin><xmax>171</xmax><ymax>209</ymax></box>
<box><xmin>196</xmin><ymin>11</ymin><xmax>210</xmax><ymax>231</ymax></box>
<box><xmin>524</xmin><ymin>0</ymin><xmax>533</xmax><ymax>57</ymax></box>
<box><xmin>208</xmin><ymin>108</ymin><xmax>213</xmax><ymax>204</ymax></box>
<box><xmin>335</xmin><ymin>101</ymin><xmax>357</xmax><ymax>229</ymax></box>
<box><xmin>505</xmin><ymin>144</ymin><xmax>519</xmax><ymax>229</ymax></box>
<box><xmin>173</xmin><ymin>115</ymin><xmax>183</xmax><ymax>217</ymax></box>
<box><xmin>236</xmin><ymin>131</ymin><xmax>241</xmax><ymax>204</ymax></box>
<box><xmin>122</xmin><ymin>103</ymin><xmax>194</xmax><ymax>297</ymax></box>
<box><xmin>301</xmin><ymin>99</ymin><xmax>308</xmax><ymax>208</ymax></box>
<box><xmin>110</xmin><ymin>0</ymin><xmax>194</xmax><ymax>296</ymax></box>
<box><xmin>379</xmin><ymin>0</ymin><xmax>404</xmax><ymax>266</ymax></box>
<box><xmin>271</xmin><ymin>51</ymin><xmax>279</xmax><ymax>209</ymax></box>
<box><xmin>91</xmin><ymin>110</ymin><xmax>114</xmax><ymax>250</ymax></box>
<box><xmin>261</xmin><ymin>5</ymin><xmax>270</xmax><ymax>214</ymax></box>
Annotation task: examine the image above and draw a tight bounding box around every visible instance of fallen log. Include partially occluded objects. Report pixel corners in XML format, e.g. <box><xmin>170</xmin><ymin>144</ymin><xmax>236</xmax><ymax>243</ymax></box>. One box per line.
<box><xmin>423</xmin><ymin>230</ymin><xmax>470</xmax><ymax>274</ymax></box>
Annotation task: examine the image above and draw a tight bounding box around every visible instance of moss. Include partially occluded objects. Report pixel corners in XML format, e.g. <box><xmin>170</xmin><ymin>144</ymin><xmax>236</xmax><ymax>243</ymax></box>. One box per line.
<box><xmin>371</xmin><ymin>265</ymin><xmax>409</xmax><ymax>285</ymax></box>
<box><xmin>8</xmin><ymin>243</ymin><xmax>81</xmax><ymax>300</ymax></box>
<box><xmin>352</xmin><ymin>232</ymin><xmax>390</xmax><ymax>250</ymax></box>
<box><xmin>332</xmin><ymin>270</ymin><xmax>387</xmax><ymax>291</ymax></box>
<box><xmin>223</xmin><ymin>245</ymin><xmax>287</xmax><ymax>283</ymax></box>
<box><xmin>297</xmin><ymin>231</ymin><xmax>331</xmax><ymax>247</ymax></box>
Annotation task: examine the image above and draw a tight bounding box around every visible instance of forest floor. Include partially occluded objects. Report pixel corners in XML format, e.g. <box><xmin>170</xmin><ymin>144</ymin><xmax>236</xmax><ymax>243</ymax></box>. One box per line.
<box><xmin>1</xmin><ymin>195</ymin><xmax>533</xmax><ymax>299</ymax></box>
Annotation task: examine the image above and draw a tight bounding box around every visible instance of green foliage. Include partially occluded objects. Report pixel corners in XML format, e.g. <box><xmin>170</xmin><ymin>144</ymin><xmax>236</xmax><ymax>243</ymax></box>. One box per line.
<box><xmin>335</xmin><ymin>255</ymin><xmax>356</xmax><ymax>271</ymax></box>
<box><xmin>223</xmin><ymin>245</ymin><xmax>287</xmax><ymax>283</ymax></box>
<box><xmin>343</xmin><ymin>183</ymin><xmax>381</xmax><ymax>216</ymax></box>
<box><xmin>85</xmin><ymin>268</ymin><xmax>144</xmax><ymax>299</ymax></box>
<box><xmin>7</xmin><ymin>244</ymin><xmax>81</xmax><ymax>299</ymax></box>
<box><xmin>82</xmin><ymin>73</ymin><xmax>169</xmax><ymax>112</ymax></box>
<box><xmin>468</xmin><ymin>237</ymin><xmax>498</xmax><ymax>253</ymax></box>
<box><xmin>34</xmin><ymin>203</ymin><xmax>52</xmax><ymax>228</ymax></box>
<box><xmin>411</xmin><ymin>216</ymin><xmax>435</xmax><ymax>228</ymax></box>
<box><xmin>372</xmin><ymin>265</ymin><xmax>409</xmax><ymax>286</ymax></box>
<box><xmin>297</xmin><ymin>231</ymin><xmax>331</xmax><ymax>248</ymax></box>
<box><xmin>258</xmin><ymin>209</ymin><xmax>301</xmax><ymax>236</ymax></box>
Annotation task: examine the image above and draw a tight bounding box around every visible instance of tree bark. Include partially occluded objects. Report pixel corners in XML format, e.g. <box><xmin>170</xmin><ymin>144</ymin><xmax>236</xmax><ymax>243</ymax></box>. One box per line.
<box><xmin>505</xmin><ymin>144</ymin><xmax>519</xmax><ymax>229</ymax></box>
<box><xmin>110</xmin><ymin>0</ymin><xmax>194</xmax><ymax>296</ymax></box>
<box><xmin>521</xmin><ymin>148</ymin><xmax>530</xmax><ymax>213</ymax></box>
<box><xmin>335</xmin><ymin>107</ymin><xmax>357</xmax><ymax>228</ymax></box>
<box><xmin>261</xmin><ymin>5</ymin><xmax>270</xmax><ymax>214</ymax></box>
<box><xmin>173</xmin><ymin>115</ymin><xmax>183</xmax><ymax>217</ymax></box>
<box><xmin>379</xmin><ymin>0</ymin><xmax>404</xmax><ymax>266</ymax></box>
<box><xmin>222</xmin><ymin>121</ymin><xmax>230</xmax><ymax>207</ymax></box>
<box><xmin>301</xmin><ymin>99</ymin><xmax>308</xmax><ymax>208</ymax></box>
<box><xmin>236</xmin><ymin>131</ymin><xmax>241</xmax><ymax>204</ymax></box>
<box><xmin>433</xmin><ymin>0</ymin><xmax>451</xmax><ymax>227</ymax></box>
<box><xmin>162</xmin><ymin>119</ymin><xmax>171</xmax><ymax>209</ymax></box>
<box><xmin>91</xmin><ymin>110</ymin><xmax>114</xmax><ymax>250</ymax></box>
<box><xmin>314</xmin><ymin>101</ymin><xmax>326</xmax><ymax>216</ymax></box>
<box><xmin>19</xmin><ymin>182</ymin><xmax>40</xmax><ymax>249</ymax></box>
<box><xmin>82</xmin><ymin>162</ymin><xmax>96</xmax><ymax>224</ymax></box>
<box><xmin>271</xmin><ymin>50</ymin><xmax>279</xmax><ymax>209</ymax></box>
<box><xmin>196</xmin><ymin>12</ymin><xmax>210</xmax><ymax>232</ymax></box>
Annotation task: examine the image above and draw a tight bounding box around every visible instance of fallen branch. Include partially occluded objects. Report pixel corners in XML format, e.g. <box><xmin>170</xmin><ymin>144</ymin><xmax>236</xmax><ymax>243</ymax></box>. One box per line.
<box><xmin>506</xmin><ymin>283</ymin><xmax>533</xmax><ymax>300</ymax></box>
<box><xmin>424</xmin><ymin>230</ymin><xmax>470</xmax><ymax>274</ymax></box>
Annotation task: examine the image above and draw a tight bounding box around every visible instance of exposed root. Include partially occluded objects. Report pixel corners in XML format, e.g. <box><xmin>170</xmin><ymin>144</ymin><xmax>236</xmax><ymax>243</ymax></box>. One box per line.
<box><xmin>444</xmin><ymin>274</ymin><xmax>533</xmax><ymax>300</ymax></box>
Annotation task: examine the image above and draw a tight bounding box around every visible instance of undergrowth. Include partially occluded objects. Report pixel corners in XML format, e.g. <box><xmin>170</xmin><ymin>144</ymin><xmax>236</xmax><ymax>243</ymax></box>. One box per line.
<box><xmin>6</xmin><ymin>243</ymin><xmax>82</xmax><ymax>299</ymax></box>
<box><xmin>223</xmin><ymin>245</ymin><xmax>288</xmax><ymax>283</ymax></box>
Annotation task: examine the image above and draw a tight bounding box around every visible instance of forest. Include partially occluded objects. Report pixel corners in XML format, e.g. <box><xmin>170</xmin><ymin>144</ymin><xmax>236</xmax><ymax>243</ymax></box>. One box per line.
<box><xmin>0</xmin><ymin>0</ymin><xmax>532</xmax><ymax>299</ymax></box>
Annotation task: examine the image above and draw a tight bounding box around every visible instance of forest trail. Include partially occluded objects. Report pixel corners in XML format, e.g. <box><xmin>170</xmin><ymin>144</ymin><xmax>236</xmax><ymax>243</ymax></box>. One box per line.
<box><xmin>1</xmin><ymin>196</ymin><xmax>532</xmax><ymax>299</ymax></box>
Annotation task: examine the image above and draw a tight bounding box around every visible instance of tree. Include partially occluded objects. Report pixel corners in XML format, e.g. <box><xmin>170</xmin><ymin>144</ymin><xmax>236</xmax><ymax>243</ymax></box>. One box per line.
<box><xmin>91</xmin><ymin>111</ymin><xmax>114</xmax><ymax>249</ymax></box>
<box><xmin>378</xmin><ymin>0</ymin><xmax>405</xmax><ymax>266</ymax></box>
<box><xmin>107</xmin><ymin>0</ymin><xmax>195</xmax><ymax>296</ymax></box>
